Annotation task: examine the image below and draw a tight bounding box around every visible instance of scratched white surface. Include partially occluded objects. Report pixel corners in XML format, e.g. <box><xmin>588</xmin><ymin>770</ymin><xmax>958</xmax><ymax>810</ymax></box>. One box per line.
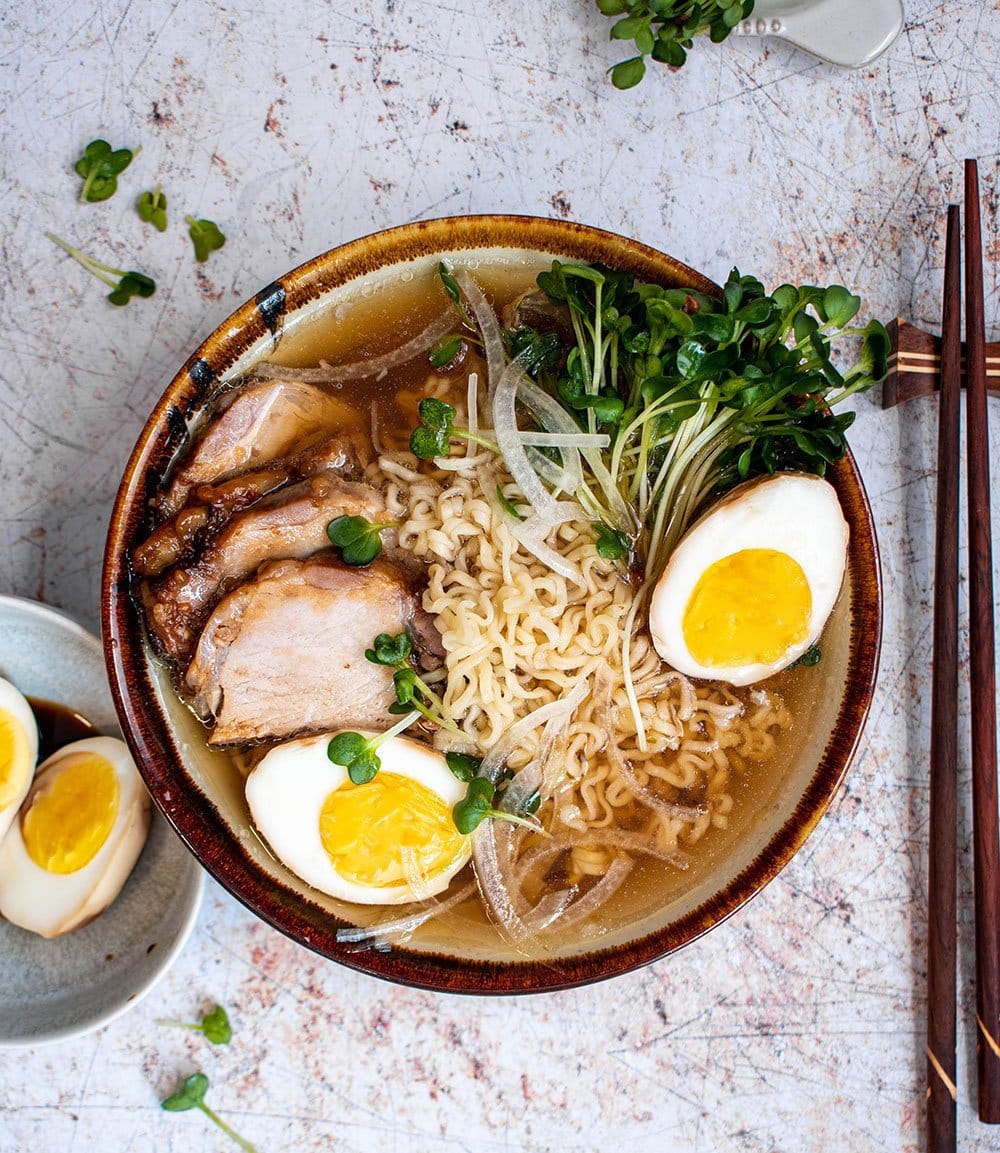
<box><xmin>1</xmin><ymin>1</ymin><xmax>999</xmax><ymax>1150</ymax></box>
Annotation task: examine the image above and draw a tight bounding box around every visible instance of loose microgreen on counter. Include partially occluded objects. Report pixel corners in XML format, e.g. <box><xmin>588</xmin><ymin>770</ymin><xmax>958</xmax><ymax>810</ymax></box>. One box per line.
<box><xmin>45</xmin><ymin>232</ymin><xmax>155</xmax><ymax>306</ymax></box>
<box><xmin>74</xmin><ymin>138</ymin><xmax>139</xmax><ymax>202</ymax></box>
<box><xmin>156</xmin><ymin>1004</ymin><xmax>232</xmax><ymax>1044</ymax></box>
<box><xmin>186</xmin><ymin>215</ymin><xmax>226</xmax><ymax>262</ymax></box>
<box><xmin>137</xmin><ymin>185</ymin><xmax>168</xmax><ymax>232</ymax></box>
<box><xmin>326</xmin><ymin>514</ymin><xmax>397</xmax><ymax>566</ymax></box>
<box><xmin>161</xmin><ymin>1072</ymin><xmax>257</xmax><ymax>1153</ymax></box>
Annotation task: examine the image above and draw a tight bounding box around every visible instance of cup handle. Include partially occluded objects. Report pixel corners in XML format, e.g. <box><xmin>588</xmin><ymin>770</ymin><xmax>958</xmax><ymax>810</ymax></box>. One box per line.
<box><xmin>733</xmin><ymin>0</ymin><xmax>904</xmax><ymax>68</ymax></box>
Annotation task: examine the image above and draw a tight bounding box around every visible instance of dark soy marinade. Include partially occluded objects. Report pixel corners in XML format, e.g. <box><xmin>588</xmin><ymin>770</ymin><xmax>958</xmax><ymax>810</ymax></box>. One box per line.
<box><xmin>27</xmin><ymin>698</ymin><xmax>100</xmax><ymax>763</ymax></box>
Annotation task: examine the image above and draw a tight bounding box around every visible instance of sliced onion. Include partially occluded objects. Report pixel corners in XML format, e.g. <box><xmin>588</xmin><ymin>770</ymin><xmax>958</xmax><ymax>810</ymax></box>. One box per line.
<box><xmin>550</xmin><ymin>856</ymin><xmax>633</xmax><ymax>933</ymax></box>
<box><xmin>472</xmin><ymin>821</ymin><xmax>536</xmax><ymax>945</ymax></box>
<box><xmin>479</xmin><ymin>678</ymin><xmax>590</xmax><ymax>785</ymax></box>
<box><xmin>455</xmin><ymin>270</ymin><xmax>507</xmax><ymax>405</ymax></box>
<box><xmin>517</xmin><ymin>432</ymin><xmax>610</xmax><ymax>449</ymax></box>
<box><xmin>255</xmin><ymin>312</ymin><xmax>455</xmax><ymax>384</ymax></box>
<box><xmin>493</xmin><ymin>358</ymin><xmax>560</xmax><ymax>518</ymax></box>
<box><xmin>525</xmin><ymin>447</ymin><xmax>580</xmax><ymax>494</ymax></box>
<box><xmin>523</xmin><ymin>887</ymin><xmax>577</xmax><ymax>931</ymax></box>
<box><xmin>466</xmin><ymin>370</ymin><xmax>479</xmax><ymax>448</ymax></box>
<box><xmin>335</xmin><ymin>880</ymin><xmax>478</xmax><ymax>946</ymax></box>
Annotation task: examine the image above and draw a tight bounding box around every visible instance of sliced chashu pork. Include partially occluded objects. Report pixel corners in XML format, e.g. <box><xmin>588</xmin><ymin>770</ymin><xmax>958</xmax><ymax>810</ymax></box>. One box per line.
<box><xmin>186</xmin><ymin>555</ymin><xmax>430</xmax><ymax>745</ymax></box>
<box><xmin>157</xmin><ymin>377</ymin><xmax>357</xmax><ymax>516</ymax></box>
<box><xmin>146</xmin><ymin>474</ymin><xmax>386</xmax><ymax>663</ymax></box>
<box><xmin>134</xmin><ymin>430</ymin><xmax>372</xmax><ymax>579</ymax></box>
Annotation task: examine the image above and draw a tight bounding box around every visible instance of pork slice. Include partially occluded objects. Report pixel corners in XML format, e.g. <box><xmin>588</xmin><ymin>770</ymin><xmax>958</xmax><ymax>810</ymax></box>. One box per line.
<box><xmin>157</xmin><ymin>377</ymin><xmax>357</xmax><ymax>515</ymax></box>
<box><xmin>146</xmin><ymin>475</ymin><xmax>386</xmax><ymax>663</ymax></box>
<box><xmin>185</xmin><ymin>556</ymin><xmax>425</xmax><ymax>744</ymax></box>
<box><xmin>134</xmin><ymin>430</ymin><xmax>373</xmax><ymax>579</ymax></box>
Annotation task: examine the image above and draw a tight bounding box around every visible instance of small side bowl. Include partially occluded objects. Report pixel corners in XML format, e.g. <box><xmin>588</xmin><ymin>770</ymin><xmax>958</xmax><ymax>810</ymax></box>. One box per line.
<box><xmin>0</xmin><ymin>596</ymin><xmax>204</xmax><ymax>1047</ymax></box>
<box><xmin>103</xmin><ymin>215</ymin><xmax>881</xmax><ymax>994</ymax></box>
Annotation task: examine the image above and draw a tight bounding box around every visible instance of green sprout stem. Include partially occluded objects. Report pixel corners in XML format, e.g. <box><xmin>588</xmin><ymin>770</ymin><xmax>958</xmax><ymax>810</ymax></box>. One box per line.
<box><xmin>46</xmin><ymin>232</ymin><xmax>124</xmax><ymax>287</ymax></box>
<box><xmin>195</xmin><ymin>1102</ymin><xmax>258</xmax><ymax>1153</ymax></box>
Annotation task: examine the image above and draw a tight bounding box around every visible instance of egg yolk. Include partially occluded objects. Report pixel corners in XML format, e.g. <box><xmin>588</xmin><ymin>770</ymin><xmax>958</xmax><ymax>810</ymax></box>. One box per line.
<box><xmin>0</xmin><ymin>708</ymin><xmax>31</xmax><ymax>811</ymax></box>
<box><xmin>21</xmin><ymin>753</ymin><xmax>120</xmax><ymax>874</ymax></box>
<box><xmin>682</xmin><ymin>548</ymin><xmax>812</xmax><ymax>668</ymax></box>
<box><xmin>319</xmin><ymin>772</ymin><xmax>464</xmax><ymax>888</ymax></box>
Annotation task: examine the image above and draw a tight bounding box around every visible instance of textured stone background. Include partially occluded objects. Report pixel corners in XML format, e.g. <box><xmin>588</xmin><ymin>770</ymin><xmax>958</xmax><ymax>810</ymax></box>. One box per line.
<box><xmin>1</xmin><ymin>1</ymin><xmax>998</xmax><ymax>1149</ymax></box>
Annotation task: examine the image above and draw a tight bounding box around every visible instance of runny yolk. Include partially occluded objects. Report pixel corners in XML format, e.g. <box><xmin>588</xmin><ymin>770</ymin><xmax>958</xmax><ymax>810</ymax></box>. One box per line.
<box><xmin>22</xmin><ymin>753</ymin><xmax>120</xmax><ymax>874</ymax></box>
<box><xmin>682</xmin><ymin>548</ymin><xmax>812</xmax><ymax>668</ymax></box>
<box><xmin>319</xmin><ymin>772</ymin><xmax>464</xmax><ymax>888</ymax></box>
<box><xmin>0</xmin><ymin>708</ymin><xmax>30</xmax><ymax>811</ymax></box>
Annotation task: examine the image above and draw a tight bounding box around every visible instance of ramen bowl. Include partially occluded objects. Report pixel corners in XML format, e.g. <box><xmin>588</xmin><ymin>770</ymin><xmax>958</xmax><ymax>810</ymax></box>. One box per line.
<box><xmin>102</xmin><ymin>215</ymin><xmax>881</xmax><ymax>993</ymax></box>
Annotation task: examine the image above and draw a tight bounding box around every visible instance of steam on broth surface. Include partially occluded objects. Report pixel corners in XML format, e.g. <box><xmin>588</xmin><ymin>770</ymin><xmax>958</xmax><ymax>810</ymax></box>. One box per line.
<box><xmin>138</xmin><ymin>256</ymin><xmax>839</xmax><ymax>957</ymax></box>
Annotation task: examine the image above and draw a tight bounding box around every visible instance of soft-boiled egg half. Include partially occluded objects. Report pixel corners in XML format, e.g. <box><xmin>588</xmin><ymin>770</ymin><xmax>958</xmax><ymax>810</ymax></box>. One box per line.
<box><xmin>0</xmin><ymin>677</ymin><xmax>39</xmax><ymax>844</ymax></box>
<box><xmin>246</xmin><ymin>732</ymin><xmax>472</xmax><ymax>905</ymax></box>
<box><xmin>649</xmin><ymin>473</ymin><xmax>849</xmax><ymax>686</ymax></box>
<box><xmin>0</xmin><ymin>737</ymin><xmax>151</xmax><ymax>938</ymax></box>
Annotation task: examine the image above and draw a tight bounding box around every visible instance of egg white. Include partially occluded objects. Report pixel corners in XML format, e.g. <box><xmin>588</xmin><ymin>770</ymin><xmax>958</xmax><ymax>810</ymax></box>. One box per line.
<box><xmin>0</xmin><ymin>737</ymin><xmax>151</xmax><ymax>938</ymax></box>
<box><xmin>0</xmin><ymin>677</ymin><xmax>39</xmax><ymax>844</ymax></box>
<box><xmin>649</xmin><ymin>473</ymin><xmax>849</xmax><ymax>686</ymax></box>
<box><xmin>245</xmin><ymin>732</ymin><xmax>472</xmax><ymax>906</ymax></box>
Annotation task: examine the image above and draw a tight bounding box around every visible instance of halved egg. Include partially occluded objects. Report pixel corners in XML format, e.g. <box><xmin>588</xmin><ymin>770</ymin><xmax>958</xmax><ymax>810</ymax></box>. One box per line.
<box><xmin>0</xmin><ymin>737</ymin><xmax>151</xmax><ymax>938</ymax></box>
<box><xmin>0</xmin><ymin>677</ymin><xmax>39</xmax><ymax>844</ymax></box>
<box><xmin>649</xmin><ymin>473</ymin><xmax>849</xmax><ymax>686</ymax></box>
<box><xmin>245</xmin><ymin>732</ymin><xmax>472</xmax><ymax>905</ymax></box>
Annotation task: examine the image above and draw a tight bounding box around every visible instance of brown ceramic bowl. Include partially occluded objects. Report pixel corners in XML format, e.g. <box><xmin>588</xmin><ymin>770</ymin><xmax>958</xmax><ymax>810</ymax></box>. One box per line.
<box><xmin>102</xmin><ymin>215</ymin><xmax>882</xmax><ymax>993</ymax></box>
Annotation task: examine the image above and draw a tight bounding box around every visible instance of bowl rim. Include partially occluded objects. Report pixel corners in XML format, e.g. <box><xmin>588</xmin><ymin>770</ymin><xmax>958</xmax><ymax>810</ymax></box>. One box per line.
<box><xmin>0</xmin><ymin>594</ymin><xmax>205</xmax><ymax>1046</ymax></box>
<box><xmin>102</xmin><ymin>213</ymin><xmax>882</xmax><ymax>994</ymax></box>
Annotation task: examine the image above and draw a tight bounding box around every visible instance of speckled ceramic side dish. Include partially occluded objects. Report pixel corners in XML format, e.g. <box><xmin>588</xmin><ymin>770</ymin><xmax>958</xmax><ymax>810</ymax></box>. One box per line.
<box><xmin>102</xmin><ymin>216</ymin><xmax>882</xmax><ymax>994</ymax></box>
<box><xmin>0</xmin><ymin>596</ymin><xmax>204</xmax><ymax>1046</ymax></box>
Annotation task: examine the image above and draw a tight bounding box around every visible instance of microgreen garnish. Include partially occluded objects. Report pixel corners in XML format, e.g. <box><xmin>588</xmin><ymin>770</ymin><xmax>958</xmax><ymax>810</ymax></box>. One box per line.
<box><xmin>597</xmin><ymin>1</ymin><xmax>755</xmax><ymax>88</ymax></box>
<box><xmin>452</xmin><ymin>777</ymin><xmax>544</xmax><ymax>836</ymax></box>
<box><xmin>326</xmin><ymin>514</ymin><xmax>396</xmax><ymax>567</ymax></box>
<box><xmin>409</xmin><ymin>398</ymin><xmax>497</xmax><ymax>461</ymax></box>
<box><xmin>327</xmin><ymin>712</ymin><xmax>421</xmax><ymax>784</ymax></box>
<box><xmin>45</xmin><ymin>232</ymin><xmax>155</xmax><ymax>306</ymax></box>
<box><xmin>161</xmin><ymin>1073</ymin><xmax>257</xmax><ymax>1153</ymax></box>
<box><xmin>364</xmin><ymin>630</ymin><xmax>463</xmax><ymax>736</ymax></box>
<box><xmin>504</xmin><ymin>327</ymin><xmax>564</xmax><ymax>377</ymax></box>
<box><xmin>74</xmin><ymin>139</ymin><xmax>139</xmax><ymax>202</ymax></box>
<box><xmin>496</xmin><ymin>485</ymin><xmax>527</xmax><ymax>521</ymax></box>
<box><xmin>438</xmin><ymin>261</ymin><xmax>474</xmax><ymax>327</ymax></box>
<box><xmin>789</xmin><ymin>645</ymin><xmax>822</xmax><ymax>669</ymax></box>
<box><xmin>186</xmin><ymin>215</ymin><xmax>226</xmax><ymax>262</ymax></box>
<box><xmin>429</xmin><ymin>335</ymin><xmax>465</xmax><ymax>369</ymax></box>
<box><xmin>157</xmin><ymin>1004</ymin><xmax>232</xmax><ymax>1044</ymax></box>
<box><xmin>445</xmin><ymin>751</ymin><xmax>481</xmax><ymax>783</ymax></box>
<box><xmin>137</xmin><ymin>185</ymin><xmax>168</xmax><ymax>232</ymax></box>
<box><xmin>594</xmin><ymin>522</ymin><xmax>628</xmax><ymax>560</ymax></box>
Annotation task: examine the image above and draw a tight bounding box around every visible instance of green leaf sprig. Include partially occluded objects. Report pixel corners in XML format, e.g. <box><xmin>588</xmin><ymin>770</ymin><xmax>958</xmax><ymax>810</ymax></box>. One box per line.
<box><xmin>428</xmin><ymin>335</ymin><xmax>465</xmax><ymax>369</ymax></box>
<box><xmin>598</xmin><ymin>1</ymin><xmax>756</xmax><ymax>88</ymax></box>
<box><xmin>161</xmin><ymin>1073</ymin><xmax>257</xmax><ymax>1153</ymax></box>
<box><xmin>789</xmin><ymin>644</ymin><xmax>822</xmax><ymax>669</ymax></box>
<box><xmin>366</xmin><ymin>631</ymin><xmax>463</xmax><ymax>737</ymax></box>
<box><xmin>137</xmin><ymin>185</ymin><xmax>168</xmax><ymax>232</ymax></box>
<box><xmin>45</xmin><ymin>232</ymin><xmax>155</xmax><ymax>306</ymax></box>
<box><xmin>409</xmin><ymin>397</ymin><xmax>497</xmax><ymax>460</ymax></box>
<box><xmin>327</xmin><ymin>711</ymin><xmax>421</xmax><ymax>784</ymax></box>
<box><xmin>452</xmin><ymin>777</ymin><xmax>546</xmax><ymax>836</ymax></box>
<box><xmin>156</xmin><ymin>1004</ymin><xmax>232</xmax><ymax>1045</ymax></box>
<box><xmin>445</xmin><ymin>751</ymin><xmax>481</xmax><ymax>782</ymax></box>
<box><xmin>186</xmin><ymin>215</ymin><xmax>226</xmax><ymax>262</ymax></box>
<box><xmin>326</xmin><ymin>514</ymin><xmax>398</xmax><ymax>566</ymax></box>
<box><xmin>496</xmin><ymin>485</ymin><xmax>527</xmax><ymax>522</ymax></box>
<box><xmin>594</xmin><ymin>522</ymin><xmax>628</xmax><ymax>560</ymax></box>
<box><xmin>75</xmin><ymin>139</ymin><xmax>139</xmax><ymax>202</ymax></box>
<box><xmin>438</xmin><ymin>261</ymin><xmax>474</xmax><ymax>328</ymax></box>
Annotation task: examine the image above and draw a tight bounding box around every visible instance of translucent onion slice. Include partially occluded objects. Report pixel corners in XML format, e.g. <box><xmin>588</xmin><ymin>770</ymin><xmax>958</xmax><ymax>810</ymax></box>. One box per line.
<box><xmin>466</xmin><ymin>370</ymin><xmax>479</xmax><ymax>448</ymax></box>
<box><xmin>525</xmin><ymin>447</ymin><xmax>579</xmax><ymax>494</ymax></box>
<box><xmin>516</xmin><ymin>432</ymin><xmax>610</xmax><ymax>449</ymax></box>
<box><xmin>493</xmin><ymin>358</ymin><xmax>561</xmax><ymax>519</ymax></box>
<box><xmin>335</xmin><ymin>880</ymin><xmax>478</xmax><ymax>946</ymax></box>
<box><xmin>478</xmin><ymin>678</ymin><xmax>591</xmax><ymax>785</ymax></box>
<box><xmin>255</xmin><ymin>312</ymin><xmax>455</xmax><ymax>384</ymax></box>
<box><xmin>455</xmin><ymin>270</ymin><xmax>507</xmax><ymax>405</ymax></box>
<box><xmin>549</xmin><ymin>856</ymin><xmax>633</xmax><ymax>933</ymax></box>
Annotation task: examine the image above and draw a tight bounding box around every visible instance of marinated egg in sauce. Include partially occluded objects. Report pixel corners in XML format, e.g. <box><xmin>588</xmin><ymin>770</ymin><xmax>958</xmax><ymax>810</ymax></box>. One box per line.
<box><xmin>0</xmin><ymin>737</ymin><xmax>151</xmax><ymax>938</ymax></box>
<box><xmin>0</xmin><ymin>677</ymin><xmax>39</xmax><ymax>844</ymax></box>
<box><xmin>246</xmin><ymin>733</ymin><xmax>472</xmax><ymax>905</ymax></box>
<box><xmin>649</xmin><ymin>473</ymin><xmax>849</xmax><ymax>686</ymax></box>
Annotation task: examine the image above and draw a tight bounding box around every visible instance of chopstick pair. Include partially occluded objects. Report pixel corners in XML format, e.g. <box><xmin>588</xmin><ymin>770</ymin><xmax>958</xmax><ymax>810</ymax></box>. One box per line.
<box><xmin>926</xmin><ymin>159</ymin><xmax>1000</xmax><ymax>1153</ymax></box>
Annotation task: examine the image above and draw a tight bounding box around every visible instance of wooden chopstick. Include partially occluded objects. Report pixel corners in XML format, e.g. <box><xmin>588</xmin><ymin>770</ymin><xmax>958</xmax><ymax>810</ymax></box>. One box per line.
<box><xmin>964</xmin><ymin>157</ymin><xmax>1000</xmax><ymax>1124</ymax></box>
<box><xmin>927</xmin><ymin>202</ymin><xmax>962</xmax><ymax>1153</ymax></box>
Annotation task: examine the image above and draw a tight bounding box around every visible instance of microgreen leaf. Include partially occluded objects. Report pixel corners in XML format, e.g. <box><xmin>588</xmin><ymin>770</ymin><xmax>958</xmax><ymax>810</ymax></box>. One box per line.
<box><xmin>74</xmin><ymin>139</ymin><xmax>138</xmax><ymax>202</ymax></box>
<box><xmin>161</xmin><ymin>1072</ymin><xmax>258</xmax><ymax>1153</ymax></box>
<box><xmin>156</xmin><ymin>1004</ymin><xmax>232</xmax><ymax>1044</ymax></box>
<box><xmin>393</xmin><ymin>667</ymin><xmax>418</xmax><ymax>706</ymax></box>
<box><xmin>452</xmin><ymin>777</ymin><xmax>543</xmax><ymax>835</ymax></box>
<box><xmin>445</xmin><ymin>751</ymin><xmax>481</xmax><ymax>783</ymax></box>
<box><xmin>45</xmin><ymin>232</ymin><xmax>155</xmax><ymax>307</ymax></box>
<box><xmin>496</xmin><ymin>485</ymin><xmax>526</xmax><ymax>521</ymax></box>
<box><xmin>326</xmin><ymin>514</ymin><xmax>393</xmax><ymax>566</ymax></box>
<box><xmin>137</xmin><ymin>185</ymin><xmax>168</xmax><ymax>232</ymax></box>
<box><xmin>365</xmin><ymin>631</ymin><xmax>413</xmax><ymax>667</ymax></box>
<box><xmin>428</xmin><ymin>335</ymin><xmax>464</xmax><ymax>368</ymax></box>
<box><xmin>438</xmin><ymin>262</ymin><xmax>473</xmax><ymax>326</ymax></box>
<box><xmin>594</xmin><ymin>522</ymin><xmax>628</xmax><ymax>560</ymax></box>
<box><xmin>327</xmin><ymin>731</ymin><xmax>381</xmax><ymax>784</ymax></box>
<box><xmin>789</xmin><ymin>645</ymin><xmax>822</xmax><ymax>669</ymax></box>
<box><xmin>409</xmin><ymin>397</ymin><xmax>456</xmax><ymax>459</ymax></box>
<box><xmin>185</xmin><ymin>215</ymin><xmax>226</xmax><ymax>262</ymax></box>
